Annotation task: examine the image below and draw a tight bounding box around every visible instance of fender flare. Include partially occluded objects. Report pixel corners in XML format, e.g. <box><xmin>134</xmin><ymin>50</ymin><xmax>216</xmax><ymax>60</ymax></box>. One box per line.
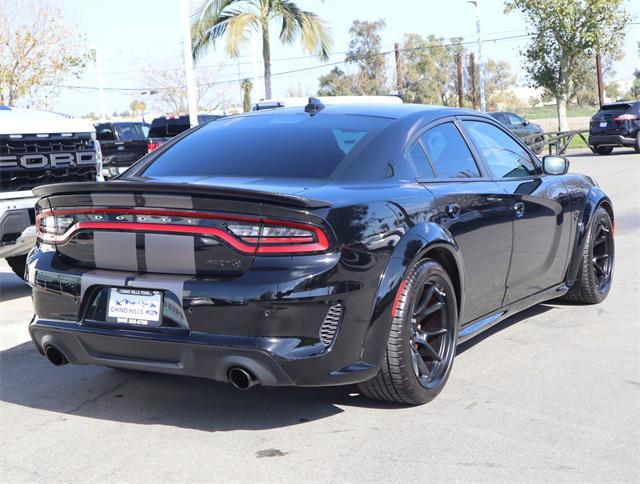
<box><xmin>360</xmin><ymin>223</ymin><xmax>465</xmax><ymax>365</ymax></box>
<box><xmin>565</xmin><ymin>187</ymin><xmax>614</xmax><ymax>284</ymax></box>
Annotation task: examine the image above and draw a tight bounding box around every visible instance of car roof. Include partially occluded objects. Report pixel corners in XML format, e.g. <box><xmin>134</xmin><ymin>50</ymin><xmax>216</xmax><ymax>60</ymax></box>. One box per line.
<box><xmin>241</xmin><ymin>103</ymin><xmax>482</xmax><ymax>121</ymax></box>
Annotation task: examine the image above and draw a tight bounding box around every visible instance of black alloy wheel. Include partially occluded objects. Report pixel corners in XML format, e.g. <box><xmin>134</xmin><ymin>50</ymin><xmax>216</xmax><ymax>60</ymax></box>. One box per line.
<box><xmin>358</xmin><ymin>259</ymin><xmax>458</xmax><ymax>405</ymax></box>
<box><xmin>564</xmin><ymin>207</ymin><xmax>614</xmax><ymax>304</ymax></box>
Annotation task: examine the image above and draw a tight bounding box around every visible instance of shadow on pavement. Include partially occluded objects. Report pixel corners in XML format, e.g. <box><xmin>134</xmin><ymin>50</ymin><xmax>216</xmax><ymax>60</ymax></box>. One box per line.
<box><xmin>0</xmin><ymin>271</ymin><xmax>31</xmax><ymax>303</ymax></box>
<box><xmin>457</xmin><ymin>303</ymin><xmax>554</xmax><ymax>354</ymax></box>
<box><xmin>0</xmin><ymin>341</ymin><xmax>404</xmax><ymax>433</ymax></box>
<box><xmin>1</xmin><ymin>303</ymin><xmax>559</xmax><ymax>428</ymax></box>
<box><xmin>567</xmin><ymin>148</ymin><xmax>637</xmax><ymax>158</ymax></box>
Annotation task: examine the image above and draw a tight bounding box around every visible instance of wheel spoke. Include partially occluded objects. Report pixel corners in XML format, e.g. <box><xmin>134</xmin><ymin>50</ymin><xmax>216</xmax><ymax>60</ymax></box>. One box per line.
<box><xmin>414</xmin><ymin>331</ymin><xmax>441</xmax><ymax>362</ymax></box>
<box><xmin>411</xmin><ymin>348</ymin><xmax>430</xmax><ymax>376</ymax></box>
<box><xmin>593</xmin><ymin>263</ymin><xmax>605</xmax><ymax>277</ymax></box>
<box><xmin>428</xmin><ymin>328</ymin><xmax>448</xmax><ymax>337</ymax></box>
<box><xmin>594</xmin><ymin>236</ymin><xmax>607</xmax><ymax>247</ymax></box>
<box><xmin>420</xmin><ymin>301</ymin><xmax>443</xmax><ymax>319</ymax></box>
<box><xmin>413</xmin><ymin>285</ymin><xmax>435</xmax><ymax>317</ymax></box>
<box><xmin>593</xmin><ymin>254</ymin><xmax>609</xmax><ymax>261</ymax></box>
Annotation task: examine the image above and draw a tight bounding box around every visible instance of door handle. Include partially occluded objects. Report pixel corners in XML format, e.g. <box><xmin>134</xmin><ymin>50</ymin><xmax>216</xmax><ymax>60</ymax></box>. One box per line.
<box><xmin>513</xmin><ymin>202</ymin><xmax>525</xmax><ymax>218</ymax></box>
<box><xmin>445</xmin><ymin>203</ymin><xmax>461</xmax><ymax>218</ymax></box>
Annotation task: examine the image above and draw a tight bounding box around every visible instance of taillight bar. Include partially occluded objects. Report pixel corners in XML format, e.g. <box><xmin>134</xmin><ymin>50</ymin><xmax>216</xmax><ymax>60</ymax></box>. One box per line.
<box><xmin>36</xmin><ymin>208</ymin><xmax>330</xmax><ymax>255</ymax></box>
<box><xmin>613</xmin><ymin>114</ymin><xmax>638</xmax><ymax>121</ymax></box>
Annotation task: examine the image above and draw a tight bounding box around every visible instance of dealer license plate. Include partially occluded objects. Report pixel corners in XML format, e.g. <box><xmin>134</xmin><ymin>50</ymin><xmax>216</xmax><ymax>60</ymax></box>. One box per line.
<box><xmin>107</xmin><ymin>288</ymin><xmax>163</xmax><ymax>326</ymax></box>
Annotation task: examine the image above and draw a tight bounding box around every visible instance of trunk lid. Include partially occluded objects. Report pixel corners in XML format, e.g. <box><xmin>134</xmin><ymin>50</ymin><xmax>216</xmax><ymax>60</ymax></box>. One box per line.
<box><xmin>36</xmin><ymin>181</ymin><xmax>332</xmax><ymax>276</ymax></box>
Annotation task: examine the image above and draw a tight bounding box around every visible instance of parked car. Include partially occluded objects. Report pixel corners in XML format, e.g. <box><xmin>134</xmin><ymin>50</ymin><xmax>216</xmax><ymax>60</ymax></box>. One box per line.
<box><xmin>0</xmin><ymin>105</ymin><xmax>101</xmax><ymax>278</ymax></box>
<box><xmin>95</xmin><ymin>121</ymin><xmax>153</xmax><ymax>178</ymax></box>
<box><xmin>589</xmin><ymin>101</ymin><xmax>640</xmax><ymax>155</ymax></box>
<box><xmin>27</xmin><ymin>100</ymin><xmax>614</xmax><ymax>405</ymax></box>
<box><xmin>147</xmin><ymin>114</ymin><xmax>223</xmax><ymax>141</ymax></box>
<box><xmin>488</xmin><ymin>111</ymin><xmax>545</xmax><ymax>154</ymax></box>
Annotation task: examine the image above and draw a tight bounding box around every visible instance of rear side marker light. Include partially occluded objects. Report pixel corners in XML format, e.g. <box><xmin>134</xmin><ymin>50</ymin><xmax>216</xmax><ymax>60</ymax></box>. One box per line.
<box><xmin>147</xmin><ymin>142</ymin><xmax>160</xmax><ymax>152</ymax></box>
<box><xmin>35</xmin><ymin>208</ymin><xmax>330</xmax><ymax>255</ymax></box>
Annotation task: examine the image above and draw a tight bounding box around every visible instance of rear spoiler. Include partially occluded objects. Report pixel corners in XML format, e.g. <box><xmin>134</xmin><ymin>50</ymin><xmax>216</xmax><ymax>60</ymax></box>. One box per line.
<box><xmin>33</xmin><ymin>181</ymin><xmax>332</xmax><ymax>209</ymax></box>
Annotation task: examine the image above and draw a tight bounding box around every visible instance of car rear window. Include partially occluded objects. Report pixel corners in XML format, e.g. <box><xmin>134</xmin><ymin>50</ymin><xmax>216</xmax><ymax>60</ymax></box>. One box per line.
<box><xmin>141</xmin><ymin>113</ymin><xmax>391</xmax><ymax>179</ymax></box>
<box><xmin>114</xmin><ymin>123</ymin><xmax>147</xmax><ymax>140</ymax></box>
<box><xmin>597</xmin><ymin>103</ymin><xmax>634</xmax><ymax>116</ymax></box>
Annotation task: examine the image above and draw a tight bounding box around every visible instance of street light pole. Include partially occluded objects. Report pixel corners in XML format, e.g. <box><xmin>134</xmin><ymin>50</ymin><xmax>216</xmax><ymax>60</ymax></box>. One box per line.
<box><xmin>467</xmin><ymin>0</ymin><xmax>485</xmax><ymax>112</ymax></box>
<box><xmin>181</xmin><ymin>0</ymin><xmax>198</xmax><ymax>128</ymax></box>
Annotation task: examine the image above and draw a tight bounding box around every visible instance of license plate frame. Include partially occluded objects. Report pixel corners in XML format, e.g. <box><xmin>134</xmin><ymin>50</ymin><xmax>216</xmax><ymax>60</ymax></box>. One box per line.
<box><xmin>107</xmin><ymin>288</ymin><xmax>163</xmax><ymax>326</ymax></box>
<box><xmin>599</xmin><ymin>121</ymin><xmax>608</xmax><ymax>127</ymax></box>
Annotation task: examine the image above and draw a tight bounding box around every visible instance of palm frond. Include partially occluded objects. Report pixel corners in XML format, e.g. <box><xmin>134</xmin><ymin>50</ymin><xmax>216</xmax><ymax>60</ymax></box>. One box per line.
<box><xmin>191</xmin><ymin>0</ymin><xmax>252</xmax><ymax>60</ymax></box>
<box><xmin>270</xmin><ymin>0</ymin><xmax>332</xmax><ymax>60</ymax></box>
<box><xmin>225</xmin><ymin>12</ymin><xmax>259</xmax><ymax>58</ymax></box>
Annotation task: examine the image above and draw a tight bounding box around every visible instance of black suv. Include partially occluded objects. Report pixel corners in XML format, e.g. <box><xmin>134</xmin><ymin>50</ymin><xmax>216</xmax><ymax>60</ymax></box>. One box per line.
<box><xmin>589</xmin><ymin>101</ymin><xmax>640</xmax><ymax>155</ymax></box>
<box><xmin>488</xmin><ymin>112</ymin><xmax>544</xmax><ymax>154</ymax></box>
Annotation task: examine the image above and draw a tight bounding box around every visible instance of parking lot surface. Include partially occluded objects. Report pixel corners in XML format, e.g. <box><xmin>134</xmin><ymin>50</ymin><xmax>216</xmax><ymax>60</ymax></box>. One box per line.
<box><xmin>1</xmin><ymin>149</ymin><xmax>638</xmax><ymax>482</ymax></box>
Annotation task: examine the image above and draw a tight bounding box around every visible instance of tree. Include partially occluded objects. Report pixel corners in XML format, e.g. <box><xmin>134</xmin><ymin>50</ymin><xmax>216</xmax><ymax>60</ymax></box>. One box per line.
<box><xmin>482</xmin><ymin>60</ymin><xmax>518</xmax><ymax>110</ymax></box>
<box><xmin>139</xmin><ymin>60</ymin><xmax>228</xmax><ymax>114</ymax></box>
<box><xmin>192</xmin><ymin>0</ymin><xmax>332</xmax><ymax>99</ymax></box>
<box><xmin>241</xmin><ymin>78</ymin><xmax>253</xmax><ymax>112</ymax></box>
<box><xmin>0</xmin><ymin>0</ymin><xmax>90</xmax><ymax>107</ymax></box>
<box><xmin>400</xmin><ymin>34</ymin><xmax>462</xmax><ymax>105</ymax></box>
<box><xmin>129</xmin><ymin>100</ymin><xmax>147</xmax><ymax>116</ymax></box>
<box><xmin>317</xmin><ymin>19</ymin><xmax>388</xmax><ymax>96</ymax></box>
<box><xmin>505</xmin><ymin>0</ymin><xmax>630</xmax><ymax>131</ymax></box>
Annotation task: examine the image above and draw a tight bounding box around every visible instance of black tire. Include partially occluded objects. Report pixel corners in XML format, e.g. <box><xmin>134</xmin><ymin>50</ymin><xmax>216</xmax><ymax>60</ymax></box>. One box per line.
<box><xmin>634</xmin><ymin>133</ymin><xmax>640</xmax><ymax>154</ymax></box>
<box><xmin>6</xmin><ymin>255</ymin><xmax>27</xmax><ymax>280</ymax></box>
<box><xmin>532</xmin><ymin>136</ymin><xmax>544</xmax><ymax>155</ymax></box>
<box><xmin>594</xmin><ymin>145</ymin><xmax>614</xmax><ymax>155</ymax></box>
<box><xmin>358</xmin><ymin>259</ymin><xmax>458</xmax><ymax>405</ymax></box>
<box><xmin>563</xmin><ymin>207</ymin><xmax>614</xmax><ymax>304</ymax></box>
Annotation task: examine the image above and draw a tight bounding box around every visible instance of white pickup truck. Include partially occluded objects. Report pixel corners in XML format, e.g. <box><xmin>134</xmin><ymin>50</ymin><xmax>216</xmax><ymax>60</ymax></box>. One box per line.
<box><xmin>0</xmin><ymin>106</ymin><xmax>102</xmax><ymax>277</ymax></box>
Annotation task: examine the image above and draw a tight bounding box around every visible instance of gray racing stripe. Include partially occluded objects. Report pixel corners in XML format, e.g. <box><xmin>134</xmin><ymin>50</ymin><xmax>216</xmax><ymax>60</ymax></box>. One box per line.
<box><xmin>80</xmin><ymin>270</ymin><xmax>128</xmax><ymax>300</ymax></box>
<box><xmin>94</xmin><ymin>232</ymin><xmax>138</xmax><ymax>271</ymax></box>
<box><xmin>144</xmin><ymin>195</ymin><xmax>193</xmax><ymax>209</ymax></box>
<box><xmin>144</xmin><ymin>233</ymin><xmax>196</xmax><ymax>275</ymax></box>
<box><xmin>91</xmin><ymin>193</ymin><xmax>136</xmax><ymax>206</ymax></box>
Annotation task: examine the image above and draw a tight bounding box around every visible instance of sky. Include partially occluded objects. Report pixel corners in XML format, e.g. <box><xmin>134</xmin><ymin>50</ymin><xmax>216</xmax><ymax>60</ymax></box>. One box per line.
<box><xmin>45</xmin><ymin>0</ymin><xmax>640</xmax><ymax>117</ymax></box>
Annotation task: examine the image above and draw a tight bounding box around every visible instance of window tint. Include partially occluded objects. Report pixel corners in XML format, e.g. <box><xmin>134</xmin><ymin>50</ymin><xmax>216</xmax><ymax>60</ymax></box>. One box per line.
<box><xmin>114</xmin><ymin>123</ymin><xmax>146</xmax><ymax>141</ymax></box>
<box><xmin>420</xmin><ymin>123</ymin><xmax>480</xmax><ymax>178</ymax></box>
<box><xmin>506</xmin><ymin>113</ymin><xmax>525</xmax><ymax>125</ymax></box>
<box><xmin>464</xmin><ymin>121</ymin><xmax>538</xmax><ymax>178</ymax></box>
<box><xmin>142</xmin><ymin>113</ymin><xmax>391</xmax><ymax>179</ymax></box>
<box><xmin>407</xmin><ymin>142</ymin><xmax>435</xmax><ymax>178</ymax></box>
<box><xmin>95</xmin><ymin>125</ymin><xmax>115</xmax><ymax>141</ymax></box>
<box><xmin>489</xmin><ymin>113</ymin><xmax>508</xmax><ymax>124</ymax></box>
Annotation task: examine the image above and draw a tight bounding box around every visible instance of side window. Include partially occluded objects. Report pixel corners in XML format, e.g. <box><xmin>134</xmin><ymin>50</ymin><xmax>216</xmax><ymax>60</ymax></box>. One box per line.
<box><xmin>420</xmin><ymin>123</ymin><xmax>480</xmax><ymax>178</ymax></box>
<box><xmin>506</xmin><ymin>113</ymin><xmax>525</xmax><ymax>125</ymax></box>
<box><xmin>492</xmin><ymin>113</ymin><xmax>508</xmax><ymax>125</ymax></box>
<box><xmin>463</xmin><ymin>120</ymin><xmax>538</xmax><ymax>178</ymax></box>
<box><xmin>407</xmin><ymin>141</ymin><xmax>435</xmax><ymax>178</ymax></box>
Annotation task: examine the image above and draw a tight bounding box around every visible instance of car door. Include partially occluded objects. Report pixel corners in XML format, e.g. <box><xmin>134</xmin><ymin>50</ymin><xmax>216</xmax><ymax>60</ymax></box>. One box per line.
<box><xmin>505</xmin><ymin>112</ymin><xmax>530</xmax><ymax>139</ymax></box>
<box><xmin>461</xmin><ymin>118</ymin><xmax>572</xmax><ymax>305</ymax></box>
<box><xmin>409</xmin><ymin>119</ymin><xmax>514</xmax><ymax>324</ymax></box>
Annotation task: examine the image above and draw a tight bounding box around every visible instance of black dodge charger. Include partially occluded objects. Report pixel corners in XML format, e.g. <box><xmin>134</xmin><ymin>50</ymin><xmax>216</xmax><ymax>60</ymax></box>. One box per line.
<box><xmin>27</xmin><ymin>100</ymin><xmax>614</xmax><ymax>405</ymax></box>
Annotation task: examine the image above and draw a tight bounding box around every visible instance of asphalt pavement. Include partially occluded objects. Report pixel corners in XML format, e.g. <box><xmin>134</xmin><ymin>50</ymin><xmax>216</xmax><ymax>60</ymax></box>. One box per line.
<box><xmin>1</xmin><ymin>148</ymin><xmax>638</xmax><ymax>482</ymax></box>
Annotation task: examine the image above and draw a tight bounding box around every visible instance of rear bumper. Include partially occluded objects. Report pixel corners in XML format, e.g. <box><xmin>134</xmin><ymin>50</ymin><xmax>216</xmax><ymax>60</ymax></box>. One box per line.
<box><xmin>589</xmin><ymin>134</ymin><xmax>636</xmax><ymax>146</ymax></box>
<box><xmin>26</xmin><ymin>248</ymin><xmax>386</xmax><ymax>387</ymax></box>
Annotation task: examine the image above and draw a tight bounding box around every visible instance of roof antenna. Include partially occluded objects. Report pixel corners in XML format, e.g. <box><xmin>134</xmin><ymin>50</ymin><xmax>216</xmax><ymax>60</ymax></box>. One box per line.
<box><xmin>304</xmin><ymin>97</ymin><xmax>325</xmax><ymax>116</ymax></box>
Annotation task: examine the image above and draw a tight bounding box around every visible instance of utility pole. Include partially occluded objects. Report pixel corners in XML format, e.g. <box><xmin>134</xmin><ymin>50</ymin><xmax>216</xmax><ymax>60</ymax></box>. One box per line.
<box><xmin>92</xmin><ymin>48</ymin><xmax>107</xmax><ymax>121</ymax></box>
<box><xmin>469</xmin><ymin>53</ymin><xmax>478</xmax><ymax>109</ymax></box>
<box><xmin>394</xmin><ymin>42</ymin><xmax>403</xmax><ymax>96</ymax></box>
<box><xmin>181</xmin><ymin>0</ymin><xmax>198</xmax><ymax>128</ymax></box>
<box><xmin>467</xmin><ymin>0</ymin><xmax>485</xmax><ymax>111</ymax></box>
<box><xmin>595</xmin><ymin>51</ymin><xmax>604</xmax><ymax>107</ymax></box>
<box><xmin>251</xmin><ymin>33</ymin><xmax>262</xmax><ymax>101</ymax></box>
<box><xmin>456</xmin><ymin>53</ymin><xmax>464</xmax><ymax>108</ymax></box>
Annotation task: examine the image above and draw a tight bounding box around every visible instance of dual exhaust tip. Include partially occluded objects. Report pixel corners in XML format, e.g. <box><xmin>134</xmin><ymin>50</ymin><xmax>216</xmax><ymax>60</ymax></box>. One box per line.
<box><xmin>43</xmin><ymin>346</ymin><xmax>259</xmax><ymax>391</ymax></box>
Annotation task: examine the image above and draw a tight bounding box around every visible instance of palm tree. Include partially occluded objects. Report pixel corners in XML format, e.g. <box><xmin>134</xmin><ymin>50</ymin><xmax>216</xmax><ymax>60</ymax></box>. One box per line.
<box><xmin>191</xmin><ymin>0</ymin><xmax>332</xmax><ymax>99</ymax></box>
<box><xmin>240</xmin><ymin>78</ymin><xmax>253</xmax><ymax>112</ymax></box>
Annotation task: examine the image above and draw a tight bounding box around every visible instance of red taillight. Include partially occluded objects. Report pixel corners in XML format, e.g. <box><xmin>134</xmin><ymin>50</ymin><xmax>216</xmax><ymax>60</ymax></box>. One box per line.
<box><xmin>36</xmin><ymin>208</ymin><xmax>330</xmax><ymax>255</ymax></box>
<box><xmin>613</xmin><ymin>114</ymin><xmax>638</xmax><ymax>121</ymax></box>
<box><xmin>147</xmin><ymin>142</ymin><xmax>160</xmax><ymax>152</ymax></box>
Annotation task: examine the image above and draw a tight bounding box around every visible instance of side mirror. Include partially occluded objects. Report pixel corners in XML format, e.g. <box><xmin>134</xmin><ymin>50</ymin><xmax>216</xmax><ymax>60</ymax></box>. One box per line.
<box><xmin>542</xmin><ymin>155</ymin><xmax>569</xmax><ymax>175</ymax></box>
<box><xmin>523</xmin><ymin>119</ymin><xmax>530</xmax><ymax>126</ymax></box>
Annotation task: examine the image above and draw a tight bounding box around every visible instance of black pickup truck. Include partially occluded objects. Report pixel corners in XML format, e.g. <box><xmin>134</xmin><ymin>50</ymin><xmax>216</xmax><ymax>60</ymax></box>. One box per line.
<box><xmin>95</xmin><ymin>121</ymin><xmax>154</xmax><ymax>178</ymax></box>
